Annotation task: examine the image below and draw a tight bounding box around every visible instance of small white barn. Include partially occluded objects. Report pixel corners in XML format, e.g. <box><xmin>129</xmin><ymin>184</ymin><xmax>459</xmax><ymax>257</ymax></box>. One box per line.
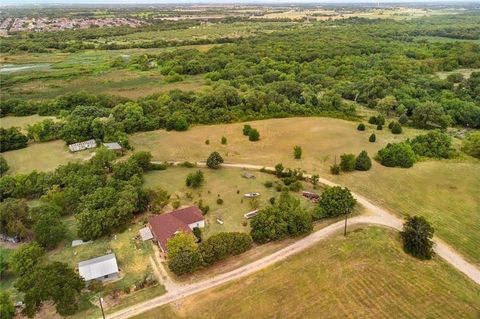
<box><xmin>78</xmin><ymin>253</ymin><xmax>119</xmax><ymax>282</ymax></box>
<box><xmin>69</xmin><ymin>139</ymin><xmax>97</xmax><ymax>152</ymax></box>
<box><xmin>103</xmin><ymin>142</ymin><xmax>123</xmax><ymax>154</ymax></box>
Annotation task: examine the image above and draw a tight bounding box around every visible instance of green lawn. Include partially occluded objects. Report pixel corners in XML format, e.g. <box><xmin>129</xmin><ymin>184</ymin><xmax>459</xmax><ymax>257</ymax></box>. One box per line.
<box><xmin>144</xmin><ymin>166</ymin><xmax>318</xmax><ymax>238</ymax></box>
<box><xmin>0</xmin><ymin>115</ymin><xmax>55</xmax><ymax>130</ymax></box>
<box><xmin>133</xmin><ymin>227</ymin><xmax>480</xmax><ymax>319</ymax></box>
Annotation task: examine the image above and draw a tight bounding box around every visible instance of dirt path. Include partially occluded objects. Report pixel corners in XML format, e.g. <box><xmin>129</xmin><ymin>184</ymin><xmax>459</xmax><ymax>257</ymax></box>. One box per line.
<box><xmin>106</xmin><ymin>162</ymin><xmax>480</xmax><ymax>319</ymax></box>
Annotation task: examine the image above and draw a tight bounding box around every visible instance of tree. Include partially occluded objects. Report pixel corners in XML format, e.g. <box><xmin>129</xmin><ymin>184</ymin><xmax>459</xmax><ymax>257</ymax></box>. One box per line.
<box><xmin>376</xmin><ymin>95</ymin><xmax>398</xmax><ymax>115</ymax></box>
<box><xmin>0</xmin><ymin>249</ymin><xmax>9</xmax><ymax>280</ymax></box>
<box><xmin>0</xmin><ymin>127</ymin><xmax>29</xmax><ymax>152</ymax></box>
<box><xmin>357</xmin><ymin>123</ymin><xmax>365</xmax><ymax>131</ymax></box>
<box><xmin>192</xmin><ymin>227</ymin><xmax>202</xmax><ymax>242</ymax></box>
<box><xmin>274</xmin><ymin>163</ymin><xmax>284</xmax><ymax>177</ymax></box>
<box><xmin>390</xmin><ymin>121</ymin><xmax>402</xmax><ymax>134</ymax></box>
<box><xmin>221</xmin><ymin>136</ymin><xmax>227</xmax><ymax>145</ymax></box>
<box><xmin>242</xmin><ymin>124</ymin><xmax>252</xmax><ymax>136</ymax></box>
<box><xmin>369</xmin><ymin>133</ymin><xmax>376</xmax><ymax>142</ymax></box>
<box><xmin>148</xmin><ymin>187</ymin><xmax>170</xmax><ymax>212</ymax></box>
<box><xmin>0</xmin><ymin>292</ymin><xmax>15</xmax><ymax>319</ymax></box>
<box><xmin>340</xmin><ymin>153</ymin><xmax>356</xmax><ymax>172</ymax></box>
<box><xmin>89</xmin><ymin>147</ymin><xmax>117</xmax><ymax>172</ymax></box>
<box><xmin>167</xmin><ymin>232</ymin><xmax>202</xmax><ymax>276</ymax></box>
<box><xmin>206</xmin><ymin>151</ymin><xmax>224</xmax><ymax>169</ymax></box>
<box><xmin>355</xmin><ymin>151</ymin><xmax>372</xmax><ymax>171</ymax></box>
<box><xmin>399</xmin><ymin>114</ymin><xmax>409</xmax><ymax>125</ymax></box>
<box><xmin>199</xmin><ymin>232</ymin><xmax>252</xmax><ymax>265</ymax></box>
<box><xmin>0</xmin><ymin>156</ymin><xmax>9</xmax><ymax>176</ymax></box>
<box><xmin>9</xmin><ymin>243</ymin><xmax>44</xmax><ymax>277</ymax></box>
<box><xmin>248</xmin><ymin>128</ymin><xmax>260</xmax><ymax>141</ymax></box>
<box><xmin>330</xmin><ymin>163</ymin><xmax>340</xmax><ymax>175</ymax></box>
<box><xmin>0</xmin><ymin>198</ymin><xmax>31</xmax><ymax>239</ymax></box>
<box><xmin>30</xmin><ymin>204</ymin><xmax>66</xmax><ymax>249</ymax></box>
<box><xmin>376</xmin><ymin>142</ymin><xmax>417</xmax><ymax>168</ymax></box>
<box><xmin>461</xmin><ymin>132</ymin><xmax>480</xmax><ymax>159</ymax></box>
<box><xmin>293</xmin><ymin>145</ymin><xmax>302</xmax><ymax>159</ymax></box>
<box><xmin>400</xmin><ymin>215</ymin><xmax>435</xmax><ymax>260</ymax></box>
<box><xmin>409</xmin><ymin>131</ymin><xmax>453</xmax><ymax>158</ymax></box>
<box><xmin>186</xmin><ymin>170</ymin><xmax>204</xmax><ymax>188</ymax></box>
<box><xmin>315</xmin><ymin>186</ymin><xmax>356</xmax><ymax>219</ymax></box>
<box><xmin>411</xmin><ymin>101</ymin><xmax>451</xmax><ymax>129</ymax></box>
<box><xmin>16</xmin><ymin>262</ymin><xmax>84</xmax><ymax>317</ymax></box>
<box><xmin>311</xmin><ymin>174</ymin><xmax>319</xmax><ymax>188</ymax></box>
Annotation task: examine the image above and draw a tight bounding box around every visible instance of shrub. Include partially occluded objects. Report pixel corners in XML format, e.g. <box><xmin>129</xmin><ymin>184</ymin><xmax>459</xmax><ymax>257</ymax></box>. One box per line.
<box><xmin>288</xmin><ymin>181</ymin><xmax>302</xmax><ymax>192</ymax></box>
<box><xmin>330</xmin><ymin>163</ymin><xmax>341</xmax><ymax>175</ymax></box>
<box><xmin>167</xmin><ymin>233</ymin><xmax>202</xmax><ymax>276</ymax></box>
<box><xmin>409</xmin><ymin>130</ymin><xmax>453</xmax><ymax>158</ymax></box>
<box><xmin>368</xmin><ymin>116</ymin><xmax>377</xmax><ymax>124</ymax></box>
<box><xmin>269</xmin><ymin>197</ymin><xmax>276</xmax><ymax>205</ymax></box>
<box><xmin>0</xmin><ymin>156</ymin><xmax>9</xmax><ymax>176</ymax></box>
<box><xmin>369</xmin><ymin>133</ymin><xmax>376</xmax><ymax>142</ymax></box>
<box><xmin>461</xmin><ymin>132</ymin><xmax>480</xmax><ymax>159</ymax></box>
<box><xmin>368</xmin><ymin>115</ymin><xmax>385</xmax><ymax>125</ymax></box>
<box><xmin>192</xmin><ymin>227</ymin><xmax>202</xmax><ymax>242</ymax></box>
<box><xmin>199</xmin><ymin>232</ymin><xmax>253</xmax><ymax>265</ymax></box>
<box><xmin>172</xmin><ymin>200</ymin><xmax>181</xmax><ymax>209</ymax></box>
<box><xmin>399</xmin><ymin>114</ymin><xmax>409</xmax><ymax>125</ymax></box>
<box><xmin>197</xmin><ymin>200</ymin><xmax>210</xmax><ymax>215</ymax></box>
<box><xmin>293</xmin><ymin>145</ymin><xmax>302</xmax><ymax>159</ymax></box>
<box><xmin>274</xmin><ymin>163</ymin><xmax>284</xmax><ymax>177</ymax></box>
<box><xmin>206</xmin><ymin>151</ymin><xmax>224</xmax><ymax>169</ymax></box>
<box><xmin>314</xmin><ymin>186</ymin><xmax>356</xmax><ymax>220</ymax></box>
<box><xmin>400</xmin><ymin>215</ymin><xmax>434</xmax><ymax>259</ymax></box>
<box><xmin>248</xmin><ymin>128</ymin><xmax>260</xmax><ymax>141</ymax></box>
<box><xmin>0</xmin><ymin>127</ymin><xmax>29</xmax><ymax>152</ymax></box>
<box><xmin>388</xmin><ymin>121</ymin><xmax>394</xmax><ymax>129</ymax></box>
<box><xmin>340</xmin><ymin>153</ymin><xmax>356</xmax><ymax>172</ymax></box>
<box><xmin>376</xmin><ymin>124</ymin><xmax>383</xmax><ymax>130</ymax></box>
<box><xmin>179</xmin><ymin>161</ymin><xmax>196</xmax><ymax>168</ymax></box>
<box><xmin>376</xmin><ymin>142</ymin><xmax>416</xmax><ymax>168</ymax></box>
<box><xmin>221</xmin><ymin>136</ymin><xmax>227</xmax><ymax>145</ymax></box>
<box><xmin>216</xmin><ymin>198</ymin><xmax>224</xmax><ymax>205</ymax></box>
<box><xmin>205</xmin><ymin>139</ymin><xmax>210</xmax><ymax>145</ymax></box>
<box><xmin>355</xmin><ymin>151</ymin><xmax>372</xmax><ymax>171</ymax></box>
<box><xmin>186</xmin><ymin>170</ymin><xmax>204</xmax><ymax>188</ymax></box>
<box><xmin>390</xmin><ymin>121</ymin><xmax>402</xmax><ymax>134</ymax></box>
<box><xmin>264</xmin><ymin>181</ymin><xmax>273</xmax><ymax>188</ymax></box>
<box><xmin>242</xmin><ymin>124</ymin><xmax>251</xmax><ymax>136</ymax></box>
<box><xmin>357</xmin><ymin>123</ymin><xmax>366</xmax><ymax>131</ymax></box>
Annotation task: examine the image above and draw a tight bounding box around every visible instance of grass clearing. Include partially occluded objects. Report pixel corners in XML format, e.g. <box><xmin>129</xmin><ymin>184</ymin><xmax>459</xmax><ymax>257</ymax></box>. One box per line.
<box><xmin>144</xmin><ymin>166</ymin><xmax>318</xmax><ymax>238</ymax></box>
<box><xmin>0</xmin><ymin>115</ymin><xmax>55</xmax><ymax>130</ymax></box>
<box><xmin>133</xmin><ymin>227</ymin><xmax>480</xmax><ymax>319</ymax></box>
<box><xmin>131</xmin><ymin>117</ymin><xmax>480</xmax><ymax>264</ymax></box>
<box><xmin>2</xmin><ymin>140</ymin><xmax>94</xmax><ymax>174</ymax></box>
<box><xmin>436</xmin><ymin>68</ymin><xmax>480</xmax><ymax>80</ymax></box>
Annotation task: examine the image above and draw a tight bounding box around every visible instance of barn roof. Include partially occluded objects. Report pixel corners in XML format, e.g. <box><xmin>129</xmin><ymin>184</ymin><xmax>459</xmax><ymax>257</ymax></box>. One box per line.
<box><xmin>78</xmin><ymin>253</ymin><xmax>118</xmax><ymax>281</ymax></box>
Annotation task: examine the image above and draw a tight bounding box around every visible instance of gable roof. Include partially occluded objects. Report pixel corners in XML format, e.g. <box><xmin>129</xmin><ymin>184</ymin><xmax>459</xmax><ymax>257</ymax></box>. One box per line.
<box><xmin>103</xmin><ymin>142</ymin><xmax>123</xmax><ymax>150</ymax></box>
<box><xmin>148</xmin><ymin>206</ymin><xmax>204</xmax><ymax>251</ymax></box>
<box><xmin>78</xmin><ymin>253</ymin><xmax>118</xmax><ymax>281</ymax></box>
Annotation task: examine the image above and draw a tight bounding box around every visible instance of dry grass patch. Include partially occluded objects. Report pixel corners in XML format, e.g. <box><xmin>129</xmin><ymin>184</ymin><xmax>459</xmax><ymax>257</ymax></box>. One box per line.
<box><xmin>0</xmin><ymin>115</ymin><xmax>55</xmax><ymax>130</ymax></box>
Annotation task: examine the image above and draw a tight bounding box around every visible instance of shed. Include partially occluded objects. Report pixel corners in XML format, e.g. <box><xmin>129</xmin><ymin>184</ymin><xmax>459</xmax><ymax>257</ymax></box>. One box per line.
<box><xmin>139</xmin><ymin>227</ymin><xmax>153</xmax><ymax>241</ymax></box>
<box><xmin>68</xmin><ymin>139</ymin><xmax>97</xmax><ymax>152</ymax></box>
<box><xmin>78</xmin><ymin>253</ymin><xmax>119</xmax><ymax>282</ymax></box>
<box><xmin>103</xmin><ymin>142</ymin><xmax>123</xmax><ymax>153</ymax></box>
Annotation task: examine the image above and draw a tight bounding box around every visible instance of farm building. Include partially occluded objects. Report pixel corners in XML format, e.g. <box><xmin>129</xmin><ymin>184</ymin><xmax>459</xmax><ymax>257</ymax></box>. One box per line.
<box><xmin>78</xmin><ymin>253</ymin><xmax>119</xmax><ymax>282</ymax></box>
<box><xmin>242</xmin><ymin>172</ymin><xmax>256</xmax><ymax>179</ymax></box>
<box><xmin>68</xmin><ymin>139</ymin><xmax>97</xmax><ymax>152</ymax></box>
<box><xmin>103</xmin><ymin>142</ymin><xmax>124</xmax><ymax>154</ymax></box>
<box><xmin>148</xmin><ymin>206</ymin><xmax>205</xmax><ymax>256</ymax></box>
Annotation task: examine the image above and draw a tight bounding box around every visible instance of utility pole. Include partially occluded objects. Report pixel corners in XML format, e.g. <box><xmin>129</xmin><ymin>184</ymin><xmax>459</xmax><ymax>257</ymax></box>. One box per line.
<box><xmin>344</xmin><ymin>210</ymin><xmax>349</xmax><ymax>236</ymax></box>
<box><xmin>99</xmin><ymin>296</ymin><xmax>106</xmax><ymax>319</ymax></box>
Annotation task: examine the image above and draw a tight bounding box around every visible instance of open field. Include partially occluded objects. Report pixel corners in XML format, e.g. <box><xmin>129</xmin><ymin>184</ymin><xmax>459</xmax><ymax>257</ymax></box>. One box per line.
<box><xmin>0</xmin><ymin>115</ymin><xmax>55</xmax><ymax>130</ymax></box>
<box><xmin>436</xmin><ymin>68</ymin><xmax>480</xmax><ymax>80</ymax></box>
<box><xmin>1</xmin><ymin>140</ymin><xmax>94</xmax><ymax>174</ymax></box>
<box><xmin>133</xmin><ymin>227</ymin><xmax>480</xmax><ymax>319</ymax></box>
<box><xmin>144</xmin><ymin>166</ymin><xmax>318</xmax><ymax>238</ymax></box>
<box><xmin>131</xmin><ymin>117</ymin><xmax>480</xmax><ymax>264</ymax></box>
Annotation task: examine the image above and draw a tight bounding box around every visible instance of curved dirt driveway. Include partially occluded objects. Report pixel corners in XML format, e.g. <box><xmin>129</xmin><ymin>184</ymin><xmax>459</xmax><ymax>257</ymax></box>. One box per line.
<box><xmin>106</xmin><ymin>162</ymin><xmax>480</xmax><ymax>319</ymax></box>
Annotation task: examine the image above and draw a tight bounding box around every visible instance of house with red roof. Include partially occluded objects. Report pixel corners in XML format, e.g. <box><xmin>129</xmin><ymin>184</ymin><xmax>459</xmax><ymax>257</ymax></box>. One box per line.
<box><xmin>148</xmin><ymin>206</ymin><xmax>205</xmax><ymax>257</ymax></box>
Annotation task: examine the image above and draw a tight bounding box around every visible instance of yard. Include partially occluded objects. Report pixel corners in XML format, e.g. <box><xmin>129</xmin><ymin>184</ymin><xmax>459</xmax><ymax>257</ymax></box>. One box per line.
<box><xmin>143</xmin><ymin>166</ymin><xmax>318</xmax><ymax>238</ymax></box>
<box><xmin>131</xmin><ymin>117</ymin><xmax>480</xmax><ymax>265</ymax></box>
<box><xmin>133</xmin><ymin>227</ymin><xmax>480</xmax><ymax>319</ymax></box>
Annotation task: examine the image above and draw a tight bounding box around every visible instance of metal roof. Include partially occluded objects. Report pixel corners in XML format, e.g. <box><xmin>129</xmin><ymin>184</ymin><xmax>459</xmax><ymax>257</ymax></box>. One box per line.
<box><xmin>102</xmin><ymin>142</ymin><xmax>123</xmax><ymax>150</ymax></box>
<box><xmin>139</xmin><ymin>227</ymin><xmax>153</xmax><ymax>241</ymax></box>
<box><xmin>78</xmin><ymin>253</ymin><xmax>118</xmax><ymax>281</ymax></box>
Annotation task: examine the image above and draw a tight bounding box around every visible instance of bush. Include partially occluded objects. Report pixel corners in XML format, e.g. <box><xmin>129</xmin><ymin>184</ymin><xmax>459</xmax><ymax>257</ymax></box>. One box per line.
<box><xmin>462</xmin><ymin>132</ymin><xmax>480</xmax><ymax>159</ymax></box>
<box><xmin>264</xmin><ymin>181</ymin><xmax>273</xmax><ymax>188</ymax></box>
<box><xmin>390</xmin><ymin>121</ymin><xmax>402</xmax><ymax>134</ymax></box>
<box><xmin>248</xmin><ymin>128</ymin><xmax>260</xmax><ymax>141</ymax></box>
<box><xmin>369</xmin><ymin>133</ymin><xmax>376</xmax><ymax>142</ymax></box>
<box><xmin>293</xmin><ymin>145</ymin><xmax>302</xmax><ymax>159</ymax></box>
<box><xmin>0</xmin><ymin>127</ymin><xmax>29</xmax><ymax>152</ymax></box>
<box><xmin>330</xmin><ymin>163</ymin><xmax>340</xmax><ymax>175</ymax></box>
<box><xmin>368</xmin><ymin>115</ymin><xmax>385</xmax><ymax>125</ymax></box>
<box><xmin>179</xmin><ymin>161</ymin><xmax>196</xmax><ymax>168</ymax></box>
<box><xmin>197</xmin><ymin>199</ymin><xmax>210</xmax><ymax>215</ymax></box>
<box><xmin>199</xmin><ymin>232</ymin><xmax>253</xmax><ymax>265</ymax></box>
<box><xmin>186</xmin><ymin>170</ymin><xmax>204</xmax><ymax>188</ymax></box>
<box><xmin>340</xmin><ymin>153</ymin><xmax>356</xmax><ymax>172</ymax></box>
<box><xmin>355</xmin><ymin>151</ymin><xmax>372</xmax><ymax>171</ymax></box>
<box><xmin>220</xmin><ymin>136</ymin><xmax>227</xmax><ymax>145</ymax></box>
<box><xmin>399</xmin><ymin>114</ymin><xmax>409</xmax><ymax>125</ymax></box>
<box><xmin>206</xmin><ymin>151</ymin><xmax>224</xmax><ymax>169</ymax></box>
<box><xmin>205</xmin><ymin>139</ymin><xmax>210</xmax><ymax>145</ymax></box>
<box><xmin>192</xmin><ymin>227</ymin><xmax>202</xmax><ymax>242</ymax></box>
<box><xmin>242</xmin><ymin>124</ymin><xmax>251</xmax><ymax>136</ymax></box>
<box><xmin>288</xmin><ymin>181</ymin><xmax>302</xmax><ymax>192</ymax></box>
<box><xmin>0</xmin><ymin>156</ymin><xmax>9</xmax><ymax>176</ymax></box>
<box><xmin>409</xmin><ymin>130</ymin><xmax>453</xmax><ymax>158</ymax></box>
<box><xmin>357</xmin><ymin>123</ymin><xmax>366</xmax><ymax>131</ymax></box>
<box><xmin>314</xmin><ymin>186</ymin><xmax>356</xmax><ymax>220</ymax></box>
<box><xmin>216</xmin><ymin>198</ymin><xmax>224</xmax><ymax>205</ymax></box>
<box><xmin>376</xmin><ymin>124</ymin><xmax>383</xmax><ymax>130</ymax></box>
<box><xmin>274</xmin><ymin>163</ymin><xmax>284</xmax><ymax>177</ymax></box>
<box><xmin>376</xmin><ymin>142</ymin><xmax>417</xmax><ymax>168</ymax></box>
<box><xmin>400</xmin><ymin>215</ymin><xmax>434</xmax><ymax>259</ymax></box>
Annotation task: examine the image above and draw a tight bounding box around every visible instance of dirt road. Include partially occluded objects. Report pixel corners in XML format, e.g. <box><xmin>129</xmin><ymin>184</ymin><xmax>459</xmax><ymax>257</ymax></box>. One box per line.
<box><xmin>106</xmin><ymin>162</ymin><xmax>480</xmax><ymax>319</ymax></box>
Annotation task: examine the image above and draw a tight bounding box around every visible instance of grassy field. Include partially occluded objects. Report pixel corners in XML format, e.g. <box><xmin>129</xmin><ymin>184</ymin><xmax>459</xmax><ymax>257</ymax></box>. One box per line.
<box><xmin>2</xmin><ymin>140</ymin><xmax>94</xmax><ymax>174</ymax></box>
<box><xmin>144</xmin><ymin>166</ymin><xmax>318</xmax><ymax>238</ymax></box>
<box><xmin>130</xmin><ymin>117</ymin><xmax>480</xmax><ymax>265</ymax></box>
<box><xmin>0</xmin><ymin>115</ymin><xmax>55</xmax><ymax>130</ymax></box>
<box><xmin>133</xmin><ymin>227</ymin><xmax>480</xmax><ymax>319</ymax></box>
<box><xmin>436</xmin><ymin>68</ymin><xmax>480</xmax><ymax>80</ymax></box>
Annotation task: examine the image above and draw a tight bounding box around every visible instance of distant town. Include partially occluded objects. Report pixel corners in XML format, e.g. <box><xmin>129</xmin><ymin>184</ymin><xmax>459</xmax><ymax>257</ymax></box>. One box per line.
<box><xmin>0</xmin><ymin>16</ymin><xmax>146</xmax><ymax>35</ymax></box>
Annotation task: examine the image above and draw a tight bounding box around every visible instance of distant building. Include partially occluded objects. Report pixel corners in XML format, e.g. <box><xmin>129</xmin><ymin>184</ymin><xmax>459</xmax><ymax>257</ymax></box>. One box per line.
<box><xmin>242</xmin><ymin>172</ymin><xmax>256</xmax><ymax>179</ymax></box>
<box><xmin>68</xmin><ymin>139</ymin><xmax>97</xmax><ymax>152</ymax></box>
<box><xmin>78</xmin><ymin>253</ymin><xmax>119</xmax><ymax>282</ymax></box>
<box><xmin>102</xmin><ymin>142</ymin><xmax>124</xmax><ymax>154</ymax></box>
<box><xmin>148</xmin><ymin>206</ymin><xmax>205</xmax><ymax>256</ymax></box>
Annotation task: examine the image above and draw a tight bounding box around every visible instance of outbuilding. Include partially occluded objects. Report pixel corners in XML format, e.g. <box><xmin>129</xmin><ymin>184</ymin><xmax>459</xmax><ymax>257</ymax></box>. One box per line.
<box><xmin>78</xmin><ymin>253</ymin><xmax>119</xmax><ymax>282</ymax></box>
<box><xmin>103</xmin><ymin>142</ymin><xmax>124</xmax><ymax>154</ymax></box>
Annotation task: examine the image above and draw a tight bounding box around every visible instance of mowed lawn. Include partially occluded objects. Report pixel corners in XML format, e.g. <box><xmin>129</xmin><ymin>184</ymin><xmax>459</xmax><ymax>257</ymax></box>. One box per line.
<box><xmin>131</xmin><ymin>117</ymin><xmax>480</xmax><ymax>264</ymax></box>
<box><xmin>133</xmin><ymin>227</ymin><xmax>480</xmax><ymax>319</ymax></box>
<box><xmin>144</xmin><ymin>167</ymin><xmax>317</xmax><ymax>238</ymax></box>
<box><xmin>2</xmin><ymin>140</ymin><xmax>94</xmax><ymax>174</ymax></box>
